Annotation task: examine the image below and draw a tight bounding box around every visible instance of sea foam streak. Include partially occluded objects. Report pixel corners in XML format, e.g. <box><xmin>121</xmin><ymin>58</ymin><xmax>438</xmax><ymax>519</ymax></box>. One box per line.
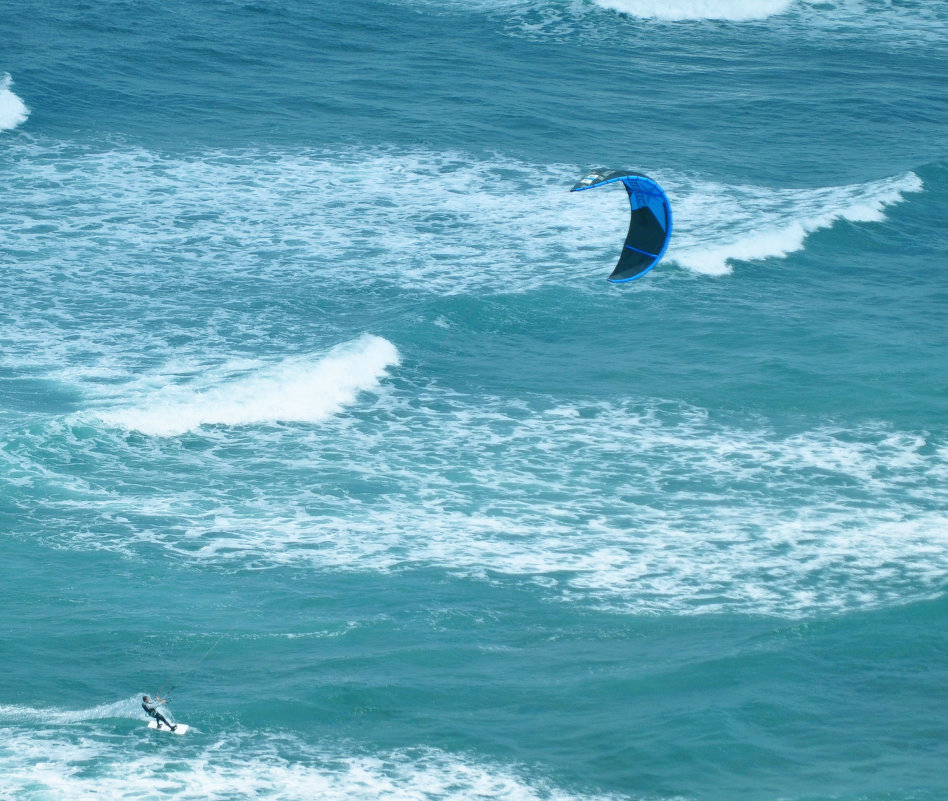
<box><xmin>0</xmin><ymin>697</ymin><xmax>145</xmax><ymax>725</ymax></box>
<box><xmin>0</xmin><ymin>73</ymin><xmax>29</xmax><ymax>132</ymax></box>
<box><xmin>92</xmin><ymin>335</ymin><xmax>400</xmax><ymax>436</ymax></box>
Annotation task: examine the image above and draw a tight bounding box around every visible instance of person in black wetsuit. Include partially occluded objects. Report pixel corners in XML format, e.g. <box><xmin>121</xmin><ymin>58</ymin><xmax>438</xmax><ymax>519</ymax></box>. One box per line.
<box><xmin>142</xmin><ymin>695</ymin><xmax>176</xmax><ymax>731</ymax></box>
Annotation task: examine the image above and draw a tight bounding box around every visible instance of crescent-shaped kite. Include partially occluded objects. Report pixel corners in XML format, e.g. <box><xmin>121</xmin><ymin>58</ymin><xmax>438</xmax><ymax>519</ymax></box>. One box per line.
<box><xmin>571</xmin><ymin>170</ymin><xmax>673</xmax><ymax>282</ymax></box>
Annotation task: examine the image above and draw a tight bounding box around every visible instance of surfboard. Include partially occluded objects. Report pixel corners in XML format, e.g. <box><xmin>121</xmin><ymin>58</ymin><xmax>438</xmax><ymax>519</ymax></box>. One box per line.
<box><xmin>147</xmin><ymin>720</ymin><xmax>189</xmax><ymax>735</ymax></box>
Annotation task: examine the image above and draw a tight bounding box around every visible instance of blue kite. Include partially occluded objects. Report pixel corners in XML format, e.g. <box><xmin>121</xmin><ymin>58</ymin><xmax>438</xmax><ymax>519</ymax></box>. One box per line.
<box><xmin>571</xmin><ymin>170</ymin><xmax>673</xmax><ymax>282</ymax></box>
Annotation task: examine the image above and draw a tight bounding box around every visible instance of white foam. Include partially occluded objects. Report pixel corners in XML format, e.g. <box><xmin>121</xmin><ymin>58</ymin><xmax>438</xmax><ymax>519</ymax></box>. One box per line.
<box><xmin>668</xmin><ymin>171</ymin><xmax>923</xmax><ymax>275</ymax></box>
<box><xmin>0</xmin><ymin>145</ymin><xmax>591</xmax><ymax>298</ymax></box>
<box><xmin>0</xmin><ymin>142</ymin><xmax>924</xmax><ymax>309</ymax></box>
<box><xmin>47</xmin><ymin>391</ymin><xmax>948</xmax><ymax>618</ymax></box>
<box><xmin>89</xmin><ymin>334</ymin><xmax>400</xmax><ymax>436</ymax></box>
<box><xmin>591</xmin><ymin>0</ymin><xmax>792</xmax><ymax>21</ymax></box>
<box><xmin>0</xmin><ymin>732</ymin><xmax>632</xmax><ymax>801</ymax></box>
<box><xmin>0</xmin><ymin>73</ymin><xmax>29</xmax><ymax>132</ymax></box>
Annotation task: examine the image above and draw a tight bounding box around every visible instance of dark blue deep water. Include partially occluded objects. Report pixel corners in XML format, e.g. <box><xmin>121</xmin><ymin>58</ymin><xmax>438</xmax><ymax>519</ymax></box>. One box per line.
<box><xmin>2</xmin><ymin>1</ymin><xmax>947</xmax><ymax>799</ymax></box>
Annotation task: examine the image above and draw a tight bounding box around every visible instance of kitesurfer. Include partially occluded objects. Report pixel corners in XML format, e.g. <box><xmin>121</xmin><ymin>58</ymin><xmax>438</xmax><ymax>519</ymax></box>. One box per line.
<box><xmin>142</xmin><ymin>695</ymin><xmax>176</xmax><ymax>731</ymax></box>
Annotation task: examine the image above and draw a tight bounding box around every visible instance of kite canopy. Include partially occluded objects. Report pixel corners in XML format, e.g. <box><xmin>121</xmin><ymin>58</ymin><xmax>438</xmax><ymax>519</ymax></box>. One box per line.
<box><xmin>571</xmin><ymin>170</ymin><xmax>673</xmax><ymax>282</ymax></box>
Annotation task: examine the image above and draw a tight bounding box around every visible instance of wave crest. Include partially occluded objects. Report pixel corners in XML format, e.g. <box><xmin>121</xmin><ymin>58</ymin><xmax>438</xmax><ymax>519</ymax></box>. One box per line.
<box><xmin>592</xmin><ymin>0</ymin><xmax>793</xmax><ymax>21</ymax></box>
<box><xmin>669</xmin><ymin>171</ymin><xmax>923</xmax><ymax>275</ymax></box>
<box><xmin>0</xmin><ymin>73</ymin><xmax>30</xmax><ymax>132</ymax></box>
<box><xmin>90</xmin><ymin>334</ymin><xmax>400</xmax><ymax>436</ymax></box>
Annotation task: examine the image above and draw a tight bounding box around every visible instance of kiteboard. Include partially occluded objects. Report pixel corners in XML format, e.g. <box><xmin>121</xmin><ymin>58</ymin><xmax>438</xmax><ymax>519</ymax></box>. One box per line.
<box><xmin>147</xmin><ymin>720</ymin><xmax>189</xmax><ymax>735</ymax></box>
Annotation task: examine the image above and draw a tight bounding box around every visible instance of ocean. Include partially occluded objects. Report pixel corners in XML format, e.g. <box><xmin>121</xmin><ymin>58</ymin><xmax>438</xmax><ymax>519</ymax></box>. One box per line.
<box><xmin>1</xmin><ymin>1</ymin><xmax>946</xmax><ymax>799</ymax></box>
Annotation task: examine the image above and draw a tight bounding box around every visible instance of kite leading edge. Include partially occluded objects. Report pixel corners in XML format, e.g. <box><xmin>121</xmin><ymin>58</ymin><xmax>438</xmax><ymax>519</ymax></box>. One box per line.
<box><xmin>571</xmin><ymin>170</ymin><xmax>673</xmax><ymax>282</ymax></box>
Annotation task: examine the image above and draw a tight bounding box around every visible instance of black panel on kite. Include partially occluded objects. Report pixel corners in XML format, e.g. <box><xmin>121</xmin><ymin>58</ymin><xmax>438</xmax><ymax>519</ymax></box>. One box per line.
<box><xmin>571</xmin><ymin>170</ymin><xmax>673</xmax><ymax>282</ymax></box>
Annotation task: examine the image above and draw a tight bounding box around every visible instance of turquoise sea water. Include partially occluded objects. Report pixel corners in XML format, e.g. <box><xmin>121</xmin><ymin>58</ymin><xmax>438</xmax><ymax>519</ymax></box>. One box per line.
<box><xmin>1</xmin><ymin>1</ymin><xmax>947</xmax><ymax>799</ymax></box>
